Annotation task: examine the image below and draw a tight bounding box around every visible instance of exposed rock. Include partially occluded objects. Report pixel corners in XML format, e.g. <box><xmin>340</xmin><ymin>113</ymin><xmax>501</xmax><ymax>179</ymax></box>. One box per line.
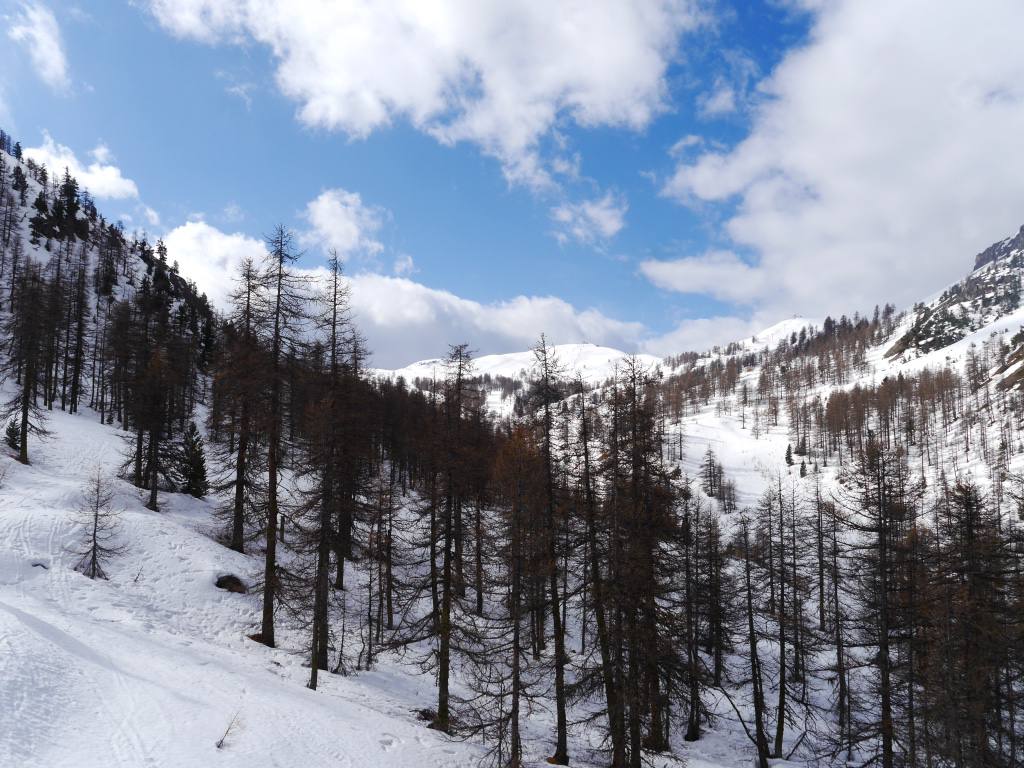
<box><xmin>215</xmin><ymin>574</ymin><xmax>247</xmax><ymax>594</ymax></box>
<box><xmin>974</xmin><ymin>224</ymin><xmax>1024</xmax><ymax>271</ymax></box>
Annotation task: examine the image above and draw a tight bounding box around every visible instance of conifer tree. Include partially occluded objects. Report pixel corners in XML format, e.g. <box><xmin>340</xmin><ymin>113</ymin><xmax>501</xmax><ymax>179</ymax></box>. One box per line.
<box><xmin>73</xmin><ymin>467</ymin><xmax>122</xmax><ymax>580</ymax></box>
<box><xmin>530</xmin><ymin>334</ymin><xmax>569</xmax><ymax>764</ymax></box>
<box><xmin>260</xmin><ymin>224</ymin><xmax>309</xmax><ymax>648</ymax></box>
<box><xmin>1</xmin><ymin>264</ymin><xmax>50</xmax><ymax>464</ymax></box>
<box><xmin>4</xmin><ymin>418</ymin><xmax>19</xmax><ymax>452</ymax></box>
<box><xmin>178</xmin><ymin>421</ymin><xmax>208</xmax><ymax>498</ymax></box>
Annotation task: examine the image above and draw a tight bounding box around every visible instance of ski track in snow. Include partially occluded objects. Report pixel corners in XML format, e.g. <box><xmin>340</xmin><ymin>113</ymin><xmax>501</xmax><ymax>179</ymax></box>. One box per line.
<box><xmin>0</xmin><ymin>403</ymin><xmax>492</xmax><ymax>768</ymax></box>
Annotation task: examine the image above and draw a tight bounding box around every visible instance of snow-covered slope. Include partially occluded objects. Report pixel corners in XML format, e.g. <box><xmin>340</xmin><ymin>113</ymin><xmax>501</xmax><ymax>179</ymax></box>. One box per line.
<box><xmin>738</xmin><ymin>316</ymin><xmax>821</xmax><ymax>353</ymax></box>
<box><xmin>888</xmin><ymin>225</ymin><xmax>1024</xmax><ymax>358</ymax></box>
<box><xmin>0</xmin><ymin>404</ymin><xmax>486</xmax><ymax>768</ymax></box>
<box><xmin>376</xmin><ymin>343</ymin><xmax>663</xmax><ymax>386</ymax></box>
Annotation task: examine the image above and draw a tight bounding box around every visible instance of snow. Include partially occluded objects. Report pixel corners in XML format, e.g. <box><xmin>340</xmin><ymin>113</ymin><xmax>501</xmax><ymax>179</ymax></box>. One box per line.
<box><xmin>1</xmin><ymin>137</ymin><xmax>1020</xmax><ymax>767</ymax></box>
<box><xmin>0</xmin><ymin>405</ymin><xmax>484</xmax><ymax>768</ymax></box>
<box><xmin>376</xmin><ymin>343</ymin><xmax>663</xmax><ymax>386</ymax></box>
<box><xmin>738</xmin><ymin>316</ymin><xmax>821</xmax><ymax>353</ymax></box>
<box><xmin>0</xmin><ymin>305</ymin><xmax>1008</xmax><ymax>767</ymax></box>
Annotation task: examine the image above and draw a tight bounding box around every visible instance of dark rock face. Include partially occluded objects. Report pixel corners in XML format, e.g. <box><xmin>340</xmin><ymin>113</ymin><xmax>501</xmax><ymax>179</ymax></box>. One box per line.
<box><xmin>888</xmin><ymin>223</ymin><xmax>1024</xmax><ymax>358</ymax></box>
<box><xmin>215</xmin><ymin>574</ymin><xmax>247</xmax><ymax>594</ymax></box>
<box><xmin>974</xmin><ymin>224</ymin><xmax>1024</xmax><ymax>271</ymax></box>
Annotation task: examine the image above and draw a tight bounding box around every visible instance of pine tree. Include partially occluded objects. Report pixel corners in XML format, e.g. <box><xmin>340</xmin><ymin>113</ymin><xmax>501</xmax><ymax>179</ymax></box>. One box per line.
<box><xmin>259</xmin><ymin>224</ymin><xmax>309</xmax><ymax>648</ymax></box>
<box><xmin>1</xmin><ymin>264</ymin><xmax>50</xmax><ymax>464</ymax></box>
<box><xmin>4</xmin><ymin>418</ymin><xmax>19</xmax><ymax>452</ymax></box>
<box><xmin>530</xmin><ymin>334</ymin><xmax>569</xmax><ymax>764</ymax></box>
<box><xmin>73</xmin><ymin>467</ymin><xmax>122</xmax><ymax>580</ymax></box>
<box><xmin>11</xmin><ymin>166</ymin><xmax>27</xmax><ymax>206</ymax></box>
<box><xmin>214</xmin><ymin>256</ymin><xmax>268</xmax><ymax>553</ymax></box>
<box><xmin>178</xmin><ymin>421</ymin><xmax>208</xmax><ymax>498</ymax></box>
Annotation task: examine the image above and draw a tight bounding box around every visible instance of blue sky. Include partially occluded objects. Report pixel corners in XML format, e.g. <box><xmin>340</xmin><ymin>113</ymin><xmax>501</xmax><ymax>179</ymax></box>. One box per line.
<box><xmin>3</xmin><ymin>1</ymin><xmax>1024</xmax><ymax>366</ymax></box>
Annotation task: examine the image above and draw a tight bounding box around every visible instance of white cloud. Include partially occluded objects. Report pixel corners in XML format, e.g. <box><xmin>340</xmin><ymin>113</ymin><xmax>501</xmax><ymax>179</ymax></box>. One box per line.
<box><xmin>145</xmin><ymin>0</ymin><xmax>706</xmax><ymax>187</ymax></box>
<box><xmin>668</xmin><ymin>134</ymin><xmax>702</xmax><ymax>157</ymax></box>
<box><xmin>639</xmin><ymin>250</ymin><xmax>764</xmax><ymax>303</ymax></box>
<box><xmin>0</xmin><ymin>87</ymin><xmax>11</xmax><ymax>129</ymax></box>
<box><xmin>221</xmin><ymin>202</ymin><xmax>244</xmax><ymax>223</ymax></box>
<box><xmin>302</xmin><ymin>188</ymin><xmax>384</xmax><ymax>259</ymax></box>
<box><xmin>642</xmin><ymin>314</ymin><xmax>760</xmax><ymax>357</ymax></box>
<box><xmin>698</xmin><ymin>83</ymin><xmax>735</xmax><ymax>117</ymax></box>
<box><xmin>551</xmin><ymin>191</ymin><xmax>628</xmax><ymax>245</ymax></box>
<box><xmin>8</xmin><ymin>3</ymin><xmax>69</xmax><ymax>91</ymax></box>
<box><xmin>660</xmin><ymin>0</ymin><xmax>1024</xmax><ymax>324</ymax></box>
<box><xmin>162</xmin><ymin>216</ymin><xmax>645</xmax><ymax>367</ymax></box>
<box><xmin>696</xmin><ymin>51</ymin><xmax>759</xmax><ymax>119</ymax></box>
<box><xmin>163</xmin><ymin>221</ymin><xmax>268</xmax><ymax>308</ymax></box>
<box><xmin>392</xmin><ymin>254</ymin><xmax>415</xmax><ymax>277</ymax></box>
<box><xmin>349</xmin><ymin>273</ymin><xmax>645</xmax><ymax>367</ymax></box>
<box><xmin>24</xmin><ymin>132</ymin><xmax>139</xmax><ymax>199</ymax></box>
<box><xmin>140</xmin><ymin>205</ymin><xmax>161</xmax><ymax>227</ymax></box>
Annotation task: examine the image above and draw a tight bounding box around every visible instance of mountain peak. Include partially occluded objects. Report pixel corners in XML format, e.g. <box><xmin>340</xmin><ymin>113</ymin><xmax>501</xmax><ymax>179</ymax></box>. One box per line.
<box><xmin>973</xmin><ymin>223</ymin><xmax>1024</xmax><ymax>271</ymax></box>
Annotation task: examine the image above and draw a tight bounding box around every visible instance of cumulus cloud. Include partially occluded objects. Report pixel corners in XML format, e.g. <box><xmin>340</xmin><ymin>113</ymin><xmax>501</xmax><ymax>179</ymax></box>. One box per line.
<box><xmin>145</xmin><ymin>0</ymin><xmax>705</xmax><ymax>186</ymax></box>
<box><xmin>641</xmin><ymin>314</ymin><xmax>762</xmax><ymax>357</ymax></box>
<box><xmin>349</xmin><ymin>274</ymin><xmax>645</xmax><ymax>367</ymax></box>
<box><xmin>8</xmin><ymin>3</ymin><xmax>69</xmax><ymax>91</ymax></box>
<box><xmin>162</xmin><ymin>217</ymin><xmax>645</xmax><ymax>367</ymax></box>
<box><xmin>163</xmin><ymin>221</ymin><xmax>267</xmax><ymax>308</ymax></box>
<box><xmin>660</xmin><ymin>0</ymin><xmax>1024</xmax><ymax>324</ymax></box>
<box><xmin>551</xmin><ymin>191</ymin><xmax>628</xmax><ymax>245</ymax></box>
<box><xmin>302</xmin><ymin>188</ymin><xmax>384</xmax><ymax>259</ymax></box>
<box><xmin>639</xmin><ymin>250</ymin><xmax>764</xmax><ymax>303</ymax></box>
<box><xmin>24</xmin><ymin>133</ymin><xmax>139</xmax><ymax>199</ymax></box>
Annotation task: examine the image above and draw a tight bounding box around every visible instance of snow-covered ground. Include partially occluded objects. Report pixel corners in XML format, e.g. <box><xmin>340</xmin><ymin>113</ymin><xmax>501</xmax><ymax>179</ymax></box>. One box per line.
<box><xmin>0</xmin><ymin>295</ymin><xmax>1018</xmax><ymax>767</ymax></box>
<box><xmin>0</xmin><ymin>405</ymin><xmax>488</xmax><ymax>768</ymax></box>
<box><xmin>0</xmin><ymin>400</ymin><xmax>763</xmax><ymax>768</ymax></box>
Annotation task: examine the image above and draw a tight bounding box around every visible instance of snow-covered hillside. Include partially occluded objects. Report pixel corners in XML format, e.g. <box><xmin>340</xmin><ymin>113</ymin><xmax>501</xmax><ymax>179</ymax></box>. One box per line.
<box><xmin>888</xmin><ymin>224</ymin><xmax>1024</xmax><ymax>358</ymax></box>
<box><xmin>5</xmin><ymin>122</ymin><xmax>1024</xmax><ymax>768</ymax></box>
<box><xmin>0</xmin><ymin>404</ymin><xmax>489</xmax><ymax>768</ymax></box>
<box><xmin>376</xmin><ymin>343</ymin><xmax>663</xmax><ymax>386</ymax></box>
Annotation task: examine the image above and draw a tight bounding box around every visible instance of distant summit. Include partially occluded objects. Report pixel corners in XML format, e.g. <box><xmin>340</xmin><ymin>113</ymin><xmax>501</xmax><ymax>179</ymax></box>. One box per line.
<box><xmin>974</xmin><ymin>224</ymin><xmax>1024</xmax><ymax>270</ymax></box>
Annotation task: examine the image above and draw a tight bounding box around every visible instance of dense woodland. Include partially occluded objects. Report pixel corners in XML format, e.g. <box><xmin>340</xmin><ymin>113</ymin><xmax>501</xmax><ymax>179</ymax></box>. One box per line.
<box><xmin>2</xmin><ymin>127</ymin><xmax>1024</xmax><ymax>768</ymax></box>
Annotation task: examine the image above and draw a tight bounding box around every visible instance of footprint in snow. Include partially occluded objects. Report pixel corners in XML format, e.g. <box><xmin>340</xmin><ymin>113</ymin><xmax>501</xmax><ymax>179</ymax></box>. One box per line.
<box><xmin>379</xmin><ymin>734</ymin><xmax>398</xmax><ymax>751</ymax></box>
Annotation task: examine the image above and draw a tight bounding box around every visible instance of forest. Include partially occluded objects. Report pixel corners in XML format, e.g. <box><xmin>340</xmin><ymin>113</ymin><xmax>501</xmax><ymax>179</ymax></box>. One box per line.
<box><xmin>1</xmin><ymin>126</ymin><xmax>1023</xmax><ymax>768</ymax></box>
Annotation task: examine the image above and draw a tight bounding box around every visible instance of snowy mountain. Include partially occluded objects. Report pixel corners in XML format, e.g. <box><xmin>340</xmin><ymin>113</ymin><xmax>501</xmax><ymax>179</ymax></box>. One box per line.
<box><xmin>887</xmin><ymin>225</ymin><xmax>1024</xmax><ymax>358</ymax></box>
<box><xmin>377</xmin><ymin>343</ymin><xmax>663</xmax><ymax>387</ymax></box>
<box><xmin>4</xmin><ymin>123</ymin><xmax>1024</xmax><ymax>768</ymax></box>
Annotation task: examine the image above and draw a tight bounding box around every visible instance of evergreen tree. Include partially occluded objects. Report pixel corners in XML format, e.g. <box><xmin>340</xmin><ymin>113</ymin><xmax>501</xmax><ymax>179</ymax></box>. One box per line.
<box><xmin>28</xmin><ymin>191</ymin><xmax>51</xmax><ymax>246</ymax></box>
<box><xmin>1</xmin><ymin>264</ymin><xmax>50</xmax><ymax>463</ymax></box>
<box><xmin>259</xmin><ymin>224</ymin><xmax>309</xmax><ymax>648</ymax></box>
<box><xmin>11</xmin><ymin>166</ymin><xmax>27</xmax><ymax>206</ymax></box>
<box><xmin>4</xmin><ymin>418</ymin><xmax>19</xmax><ymax>452</ymax></box>
<box><xmin>177</xmin><ymin>421</ymin><xmax>208</xmax><ymax>498</ymax></box>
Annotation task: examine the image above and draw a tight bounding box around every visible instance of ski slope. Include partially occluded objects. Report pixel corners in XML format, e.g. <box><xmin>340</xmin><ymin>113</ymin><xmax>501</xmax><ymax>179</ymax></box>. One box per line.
<box><xmin>0</xmin><ymin>404</ymin><xmax>486</xmax><ymax>768</ymax></box>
